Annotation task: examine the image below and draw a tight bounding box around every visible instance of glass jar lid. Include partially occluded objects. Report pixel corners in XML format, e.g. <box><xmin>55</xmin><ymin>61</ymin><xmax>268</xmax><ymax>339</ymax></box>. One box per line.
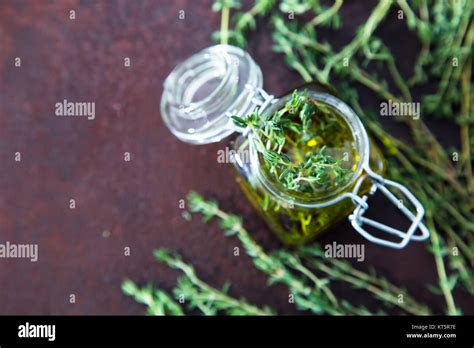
<box><xmin>160</xmin><ymin>45</ymin><xmax>263</xmax><ymax>144</ymax></box>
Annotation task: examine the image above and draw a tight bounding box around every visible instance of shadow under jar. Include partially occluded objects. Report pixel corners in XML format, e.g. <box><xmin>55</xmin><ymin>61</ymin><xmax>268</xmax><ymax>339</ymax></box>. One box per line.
<box><xmin>161</xmin><ymin>45</ymin><xmax>430</xmax><ymax>249</ymax></box>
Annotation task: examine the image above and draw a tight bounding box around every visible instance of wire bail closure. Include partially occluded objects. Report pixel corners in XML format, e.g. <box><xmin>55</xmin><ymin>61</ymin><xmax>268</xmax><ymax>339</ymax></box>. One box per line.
<box><xmin>348</xmin><ymin>164</ymin><xmax>430</xmax><ymax>249</ymax></box>
<box><xmin>247</xmin><ymin>85</ymin><xmax>277</xmax><ymax>112</ymax></box>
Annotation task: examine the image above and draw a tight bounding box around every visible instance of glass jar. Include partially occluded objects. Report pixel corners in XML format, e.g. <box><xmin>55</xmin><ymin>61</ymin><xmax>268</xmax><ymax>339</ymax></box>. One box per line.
<box><xmin>161</xmin><ymin>45</ymin><xmax>430</xmax><ymax>249</ymax></box>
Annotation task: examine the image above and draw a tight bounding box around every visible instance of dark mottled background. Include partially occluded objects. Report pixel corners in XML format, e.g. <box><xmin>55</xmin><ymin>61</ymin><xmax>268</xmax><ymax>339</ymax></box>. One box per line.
<box><xmin>0</xmin><ymin>0</ymin><xmax>471</xmax><ymax>315</ymax></box>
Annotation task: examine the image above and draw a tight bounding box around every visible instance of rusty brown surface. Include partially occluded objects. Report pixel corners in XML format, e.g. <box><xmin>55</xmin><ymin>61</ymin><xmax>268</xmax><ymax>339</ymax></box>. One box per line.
<box><xmin>0</xmin><ymin>0</ymin><xmax>471</xmax><ymax>315</ymax></box>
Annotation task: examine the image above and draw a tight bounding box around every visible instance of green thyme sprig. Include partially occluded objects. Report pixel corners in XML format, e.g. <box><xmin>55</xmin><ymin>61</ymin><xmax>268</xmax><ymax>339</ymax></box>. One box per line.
<box><xmin>123</xmin><ymin>249</ymin><xmax>274</xmax><ymax>316</ymax></box>
<box><xmin>188</xmin><ymin>192</ymin><xmax>374</xmax><ymax>315</ymax></box>
<box><xmin>154</xmin><ymin>249</ymin><xmax>274</xmax><ymax>315</ymax></box>
<box><xmin>212</xmin><ymin>0</ymin><xmax>241</xmax><ymax>46</ymax></box>
<box><xmin>188</xmin><ymin>192</ymin><xmax>433</xmax><ymax>315</ymax></box>
<box><xmin>122</xmin><ymin>280</ymin><xmax>184</xmax><ymax>315</ymax></box>
<box><xmin>212</xmin><ymin>0</ymin><xmax>276</xmax><ymax>47</ymax></box>
<box><xmin>231</xmin><ymin>90</ymin><xmax>352</xmax><ymax>193</ymax></box>
<box><xmin>296</xmin><ymin>247</ymin><xmax>432</xmax><ymax>315</ymax></box>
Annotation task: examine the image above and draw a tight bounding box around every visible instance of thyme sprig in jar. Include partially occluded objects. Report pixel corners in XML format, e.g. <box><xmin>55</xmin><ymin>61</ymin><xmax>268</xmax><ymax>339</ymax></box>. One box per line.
<box><xmin>232</xmin><ymin>90</ymin><xmax>354</xmax><ymax>195</ymax></box>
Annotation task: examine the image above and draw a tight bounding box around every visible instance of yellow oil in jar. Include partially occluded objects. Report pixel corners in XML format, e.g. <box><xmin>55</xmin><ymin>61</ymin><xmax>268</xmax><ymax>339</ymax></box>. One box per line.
<box><xmin>234</xmin><ymin>93</ymin><xmax>385</xmax><ymax>246</ymax></box>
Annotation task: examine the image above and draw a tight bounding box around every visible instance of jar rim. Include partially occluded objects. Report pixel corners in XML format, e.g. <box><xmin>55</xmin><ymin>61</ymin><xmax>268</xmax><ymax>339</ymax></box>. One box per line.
<box><xmin>161</xmin><ymin>45</ymin><xmax>263</xmax><ymax>144</ymax></box>
<box><xmin>249</xmin><ymin>91</ymin><xmax>370</xmax><ymax>208</ymax></box>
